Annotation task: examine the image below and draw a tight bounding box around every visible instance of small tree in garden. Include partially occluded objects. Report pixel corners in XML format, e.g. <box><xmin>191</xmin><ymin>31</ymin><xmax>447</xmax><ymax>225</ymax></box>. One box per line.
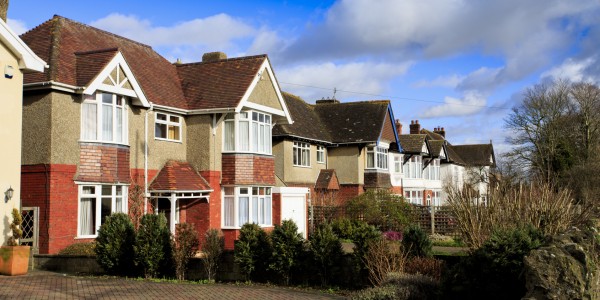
<box><xmin>345</xmin><ymin>190</ymin><xmax>413</xmax><ymax>232</ymax></box>
<box><xmin>363</xmin><ymin>237</ymin><xmax>408</xmax><ymax>287</ymax></box>
<box><xmin>269</xmin><ymin>219</ymin><xmax>304</xmax><ymax>285</ymax></box>
<box><xmin>95</xmin><ymin>213</ymin><xmax>136</xmax><ymax>276</ymax></box>
<box><xmin>402</xmin><ymin>224</ymin><xmax>433</xmax><ymax>258</ymax></box>
<box><xmin>7</xmin><ymin>208</ymin><xmax>23</xmax><ymax>246</ymax></box>
<box><xmin>201</xmin><ymin>228</ymin><xmax>224</xmax><ymax>282</ymax></box>
<box><xmin>128</xmin><ymin>181</ymin><xmax>145</xmax><ymax>230</ymax></box>
<box><xmin>234</xmin><ymin>223</ymin><xmax>271</xmax><ymax>281</ymax></box>
<box><xmin>134</xmin><ymin>213</ymin><xmax>172</xmax><ymax>279</ymax></box>
<box><xmin>309</xmin><ymin>223</ymin><xmax>343</xmax><ymax>286</ymax></box>
<box><xmin>172</xmin><ymin>223</ymin><xmax>199</xmax><ymax>280</ymax></box>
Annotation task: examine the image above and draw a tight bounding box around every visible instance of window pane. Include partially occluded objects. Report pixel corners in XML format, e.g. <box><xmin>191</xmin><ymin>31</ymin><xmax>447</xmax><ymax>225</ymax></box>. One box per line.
<box><xmin>155</xmin><ymin>123</ymin><xmax>166</xmax><ymax>139</ymax></box>
<box><xmin>156</xmin><ymin>113</ymin><xmax>167</xmax><ymax>121</ymax></box>
<box><xmin>80</xmin><ymin>197</ymin><xmax>96</xmax><ymax>235</ymax></box>
<box><xmin>102</xmin><ymin>104</ymin><xmax>113</xmax><ymax>141</ymax></box>
<box><xmin>170</xmin><ymin>116</ymin><xmax>179</xmax><ymax>123</ymax></box>
<box><xmin>116</xmin><ymin>197</ymin><xmax>123</xmax><ymax>213</ymax></box>
<box><xmin>116</xmin><ymin>107</ymin><xmax>123</xmax><ymax>143</ymax></box>
<box><xmin>224</xmin><ymin>187</ymin><xmax>234</xmax><ymax>196</ymax></box>
<box><xmin>102</xmin><ymin>93</ymin><xmax>113</xmax><ymax>104</ymax></box>
<box><xmin>224</xmin><ymin>196</ymin><xmax>234</xmax><ymax>227</ymax></box>
<box><xmin>82</xmin><ymin>186</ymin><xmax>95</xmax><ymax>195</ymax></box>
<box><xmin>101</xmin><ymin>197</ymin><xmax>112</xmax><ymax>225</ymax></box>
<box><xmin>252</xmin><ymin>197</ymin><xmax>259</xmax><ymax>223</ymax></box>
<box><xmin>240</xmin><ymin>120</ymin><xmax>249</xmax><ymax>151</ymax></box>
<box><xmin>168</xmin><ymin>125</ymin><xmax>180</xmax><ymax>140</ymax></box>
<box><xmin>239</xmin><ymin>197</ymin><xmax>249</xmax><ymax>225</ymax></box>
<box><xmin>265</xmin><ymin>196</ymin><xmax>272</xmax><ymax>225</ymax></box>
<box><xmin>82</xmin><ymin>103</ymin><xmax>97</xmax><ymax>140</ymax></box>
<box><xmin>367</xmin><ymin>152</ymin><xmax>374</xmax><ymax>168</ymax></box>
<box><xmin>102</xmin><ymin>186</ymin><xmax>112</xmax><ymax>196</ymax></box>
<box><xmin>252</xmin><ymin>122</ymin><xmax>258</xmax><ymax>152</ymax></box>
<box><xmin>224</xmin><ymin>121</ymin><xmax>234</xmax><ymax>151</ymax></box>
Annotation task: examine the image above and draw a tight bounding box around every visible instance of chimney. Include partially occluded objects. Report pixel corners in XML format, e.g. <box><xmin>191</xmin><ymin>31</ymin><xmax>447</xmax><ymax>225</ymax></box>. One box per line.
<box><xmin>409</xmin><ymin>120</ymin><xmax>421</xmax><ymax>134</ymax></box>
<box><xmin>202</xmin><ymin>51</ymin><xmax>227</xmax><ymax>62</ymax></box>
<box><xmin>0</xmin><ymin>0</ymin><xmax>8</xmax><ymax>22</ymax></box>
<box><xmin>395</xmin><ymin>119</ymin><xmax>402</xmax><ymax>135</ymax></box>
<box><xmin>315</xmin><ymin>97</ymin><xmax>340</xmax><ymax>105</ymax></box>
<box><xmin>434</xmin><ymin>126</ymin><xmax>446</xmax><ymax>138</ymax></box>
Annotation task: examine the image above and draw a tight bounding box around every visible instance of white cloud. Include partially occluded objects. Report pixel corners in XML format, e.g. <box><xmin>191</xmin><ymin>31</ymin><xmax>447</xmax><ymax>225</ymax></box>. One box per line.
<box><xmin>7</xmin><ymin>18</ymin><xmax>27</xmax><ymax>35</ymax></box>
<box><xmin>420</xmin><ymin>91</ymin><xmax>487</xmax><ymax>118</ymax></box>
<box><xmin>90</xmin><ymin>13</ymin><xmax>256</xmax><ymax>59</ymax></box>
<box><xmin>541</xmin><ymin>57</ymin><xmax>599</xmax><ymax>83</ymax></box>
<box><xmin>277</xmin><ymin>61</ymin><xmax>412</xmax><ymax>102</ymax></box>
<box><xmin>413</xmin><ymin>74</ymin><xmax>464</xmax><ymax>88</ymax></box>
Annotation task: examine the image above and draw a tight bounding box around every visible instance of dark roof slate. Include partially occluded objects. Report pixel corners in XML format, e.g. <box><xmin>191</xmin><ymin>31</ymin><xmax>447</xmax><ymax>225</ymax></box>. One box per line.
<box><xmin>398</xmin><ymin>134</ymin><xmax>427</xmax><ymax>154</ymax></box>
<box><xmin>428</xmin><ymin>140</ymin><xmax>444</xmax><ymax>157</ymax></box>
<box><xmin>272</xmin><ymin>92</ymin><xmax>332</xmax><ymax>142</ymax></box>
<box><xmin>149</xmin><ymin>161</ymin><xmax>212</xmax><ymax>191</ymax></box>
<box><xmin>452</xmin><ymin>144</ymin><xmax>495</xmax><ymax>167</ymax></box>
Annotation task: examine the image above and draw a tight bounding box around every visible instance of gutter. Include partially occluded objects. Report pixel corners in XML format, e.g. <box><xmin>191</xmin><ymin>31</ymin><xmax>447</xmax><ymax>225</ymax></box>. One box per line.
<box><xmin>23</xmin><ymin>81</ymin><xmax>84</xmax><ymax>93</ymax></box>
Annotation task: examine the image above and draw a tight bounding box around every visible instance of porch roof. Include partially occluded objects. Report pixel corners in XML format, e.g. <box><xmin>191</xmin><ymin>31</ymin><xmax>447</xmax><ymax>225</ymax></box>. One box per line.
<box><xmin>149</xmin><ymin>161</ymin><xmax>212</xmax><ymax>192</ymax></box>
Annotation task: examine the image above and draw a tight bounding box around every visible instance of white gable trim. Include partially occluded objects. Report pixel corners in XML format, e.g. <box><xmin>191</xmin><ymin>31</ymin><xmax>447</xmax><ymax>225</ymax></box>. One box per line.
<box><xmin>82</xmin><ymin>52</ymin><xmax>150</xmax><ymax>108</ymax></box>
<box><xmin>243</xmin><ymin>102</ymin><xmax>286</xmax><ymax>116</ymax></box>
<box><xmin>421</xmin><ymin>143</ymin><xmax>429</xmax><ymax>155</ymax></box>
<box><xmin>235</xmin><ymin>58</ymin><xmax>293</xmax><ymax>124</ymax></box>
<box><xmin>0</xmin><ymin>19</ymin><xmax>46</xmax><ymax>72</ymax></box>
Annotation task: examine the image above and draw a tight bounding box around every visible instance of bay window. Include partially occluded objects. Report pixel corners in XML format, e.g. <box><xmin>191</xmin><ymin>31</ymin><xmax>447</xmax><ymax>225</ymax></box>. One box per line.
<box><xmin>404</xmin><ymin>189</ymin><xmax>423</xmax><ymax>205</ymax></box>
<box><xmin>403</xmin><ymin>155</ymin><xmax>422</xmax><ymax>179</ymax></box>
<box><xmin>366</xmin><ymin>146</ymin><xmax>388</xmax><ymax>170</ymax></box>
<box><xmin>78</xmin><ymin>184</ymin><xmax>127</xmax><ymax>237</ymax></box>
<box><xmin>293</xmin><ymin>142</ymin><xmax>310</xmax><ymax>167</ymax></box>
<box><xmin>155</xmin><ymin>112</ymin><xmax>182</xmax><ymax>142</ymax></box>
<box><xmin>222</xmin><ymin>186</ymin><xmax>272</xmax><ymax>228</ymax></box>
<box><xmin>424</xmin><ymin>159</ymin><xmax>440</xmax><ymax>180</ymax></box>
<box><xmin>81</xmin><ymin>92</ymin><xmax>128</xmax><ymax>144</ymax></box>
<box><xmin>223</xmin><ymin>111</ymin><xmax>271</xmax><ymax>154</ymax></box>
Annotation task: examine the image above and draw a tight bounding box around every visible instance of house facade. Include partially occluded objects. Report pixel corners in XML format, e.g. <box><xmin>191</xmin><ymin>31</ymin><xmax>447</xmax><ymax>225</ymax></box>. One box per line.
<box><xmin>0</xmin><ymin>16</ymin><xmax>45</xmax><ymax>246</ymax></box>
<box><xmin>19</xmin><ymin>16</ymin><xmax>295</xmax><ymax>253</ymax></box>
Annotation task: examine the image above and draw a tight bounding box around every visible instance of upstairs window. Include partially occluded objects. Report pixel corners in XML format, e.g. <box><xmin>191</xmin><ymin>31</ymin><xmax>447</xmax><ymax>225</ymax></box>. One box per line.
<box><xmin>394</xmin><ymin>156</ymin><xmax>402</xmax><ymax>173</ymax></box>
<box><xmin>424</xmin><ymin>158</ymin><xmax>440</xmax><ymax>180</ymax></box>
<box><xmin>293</xmin><ymin>142</ymin><xmax>310</xmax><ymax>167</ymax></box>
<box><xmin>155</xmin><ymin>112</ymin><xmax>182</xmax><ymax>142</ymax></box>
<box><xmin>223</xmin><ymin>111</ymin><xmax>271</xmax><ymax>154</ymax></box>
<box><xmin>316</xmin><ymin>146</ymin><xmax>326</xmax><ymax>164</ymax></box>
<box><xmin>81</xmin><ymin>92</ymin><xmax>128</xmax><ymax>144</ymax></box>
<box><xmin>366</xmin><ymin>146</ymin><xmax>388</xmax><ymax>170</ymax></box>
<box><xmin>403</xmin><ymin>156</ymin><xmax>423</xmax><ymax>179</ymax></box>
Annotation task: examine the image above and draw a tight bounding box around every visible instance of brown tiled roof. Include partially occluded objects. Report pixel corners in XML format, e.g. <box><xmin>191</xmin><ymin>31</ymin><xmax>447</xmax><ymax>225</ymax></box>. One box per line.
<box><xmin>176</xmin><ymin>56</ymin><xmax>266</xmax><ymax>110</ymax></box>
<box><xmin>445</xmin><ymin>145</ymin><xmax>466</xmax><ymax>165</ymax></box>
<box><xmin>314</xmin><ymin>169</ymin><xmax>340</xmax><ymax>190</ymax></box>
<box><xmin>315</xmin><ymin>101</ymin><xmax>390</xmax><ymax>143</ymax></box>
<box><xmin>420</xmin><ymin>129</ymin><xmax>445</xmax><ymax>141</ymax></box>
<box><xmin>21</xmin><ymin>16</ymin><xmax>268</xmax><ymax>111</ymax></box>
<box><xmin>398</xmin><ymin>134</ymin><xmax>427</xmax><ymax>154</ymax></box>
<box><xmin>452</xmin><ymin>144</ymin><xmax>496</xmax><ymax>167</ymax></box>
<box><xmin>75</xmin><ymin>48</ymin><xmax>118</xmax><ymax>87</ymax></box>
<box><xmin>428</xmin><ymin>140</ymin><xmax>444</xmax><ymax>157</ymax></box>
<box><xmin>272</xmin><ymin>92</ymin><xmax>332</xmax><ymax>142</ymax></box>
<box><xmin>149</xmin><ymin>161</ymin><xmax>212</xmax><ymax>191</ymax></box>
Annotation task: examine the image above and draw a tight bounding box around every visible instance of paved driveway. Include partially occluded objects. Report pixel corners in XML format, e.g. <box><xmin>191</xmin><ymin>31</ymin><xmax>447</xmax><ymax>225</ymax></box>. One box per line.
<box><xmin>0</xmin><ymin>270</ymin><xmax>345</xmax><ymax>299</ymax></box>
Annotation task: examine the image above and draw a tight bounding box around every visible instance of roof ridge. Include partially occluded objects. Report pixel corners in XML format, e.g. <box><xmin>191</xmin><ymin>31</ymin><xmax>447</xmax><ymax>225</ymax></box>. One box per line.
<box><xmin>175</xmin><ymin>54</ymin><xmax>267</xmax><ymax>67</ymax></box>
<box><xmin>52</xmin><ymin>15</ymin><xmax>153</xmax><ymax>49</ymax></box>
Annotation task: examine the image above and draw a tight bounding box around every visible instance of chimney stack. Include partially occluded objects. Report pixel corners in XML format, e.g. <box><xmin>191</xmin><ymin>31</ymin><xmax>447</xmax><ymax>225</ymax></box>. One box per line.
<box><xmin>434</xmin><ymin>126</ymin><xmax>446</xmax><ymax>138</ymax></box>
<box><xmin>315</xmin><ymin>97</ymin><xmax>340</xmax><ymax>104</ymax></box>
<box><xmin>202</xmin><ymin>51</ymin><xmax>227</xmax><ymax>62</ymax></box>
<box><xmin>1</xmin><ymin>0</ymin><xmax>8</xmax><ymax>22</ymax></box>
<box><xmin>395</xmin><ymin>119</ymin><xmax>402</xmax><ymax>135</ymax></box>
<box><xmin>409</xmin><ymin>120</ymin><xmax>421</xmax><ymax>134</ymax></box>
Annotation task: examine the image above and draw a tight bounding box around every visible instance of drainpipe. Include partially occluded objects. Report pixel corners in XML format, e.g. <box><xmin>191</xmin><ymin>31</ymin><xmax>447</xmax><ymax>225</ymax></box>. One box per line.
<box><xmin>308</xmin><ymin>190</ymin><xmax>313</xmax><ymax>237</ymax></box>
<box><xmin>144</xmin><ymin>104</ymin><xmax>154</xmax><ymax>213</ymax></box>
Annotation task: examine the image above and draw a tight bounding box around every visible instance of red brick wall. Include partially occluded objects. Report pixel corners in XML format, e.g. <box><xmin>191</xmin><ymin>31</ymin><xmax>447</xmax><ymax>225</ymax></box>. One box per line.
<box><xmin>77</xmin><ymin>143</ymin><xmax>130</xmax><ymax>183</ymax></box>
<box><xmin>391</xmin><ymin>185</ymin><xmax>403</xmax><ymax>195</ymax></box>
<box><xmin>222</xmin><ymin>226</ymin><xmax>275</xmax><ymax>250</ymax></box>
<box><xmin>221</xmin><ymin>154</ymin><xmax>275</xmax><ymax>185</ymax></box>
<box><xmin>21</xmin><ymin>164</ymin><xmax>78</xmax><ymax>254</ymax></box>
<box><xmin>423</xmin><ymin>189</ymin><xmax>433</xmax><ymax>206</ymax></box>
<box><xmin>130</xmin><ymin>168</ymin><xmax>159</xmax><ymax>214</ymax></box>
<box><xmin>272</xmin><ymin>193</ymin><xmax>282</xmax><ymax>226</ymax></box>
<box><xmin>337</xmin><ymin>184</ymin><xmax>364</xmax><ymax>205</ymax></box>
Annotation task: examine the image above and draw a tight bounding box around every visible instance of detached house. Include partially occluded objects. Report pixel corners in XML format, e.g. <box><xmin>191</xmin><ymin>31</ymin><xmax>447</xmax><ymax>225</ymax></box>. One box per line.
<box><xmin>273</xmin><ymin>94</ymin><xmax>401</xmax><ymax>206</ymax></box>
<box><xmin>19</xmin><ymin>16</ymin><xmax>295</xmax><ymax>253</ymax></box>
<box><xmin>0</xmin><ymin>16</ymin><xmax>45</xmax><ymax>246</ymax></box>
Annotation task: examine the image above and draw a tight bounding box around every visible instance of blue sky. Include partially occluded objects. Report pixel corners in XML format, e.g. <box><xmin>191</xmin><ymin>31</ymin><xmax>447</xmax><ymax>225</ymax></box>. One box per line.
<box><xmin>7</xmin><ymin>0</ymin><xmax>600</xmax><ymax>154</ymax></box>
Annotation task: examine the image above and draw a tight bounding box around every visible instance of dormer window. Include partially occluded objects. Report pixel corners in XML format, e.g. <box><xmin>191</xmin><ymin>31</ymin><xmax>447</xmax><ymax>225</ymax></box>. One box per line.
<box><xmin>81</xmin><ymin>92</ymin><xmax>128</xmax><ymax>144</ymax></box>
<box><xmin>223</xmin><ymin>110</ymin><xmax>271</xmax><ymax>154</ymax></box>
<box><xmin>366</xmin><ymin>146</ymin><xmax>388</xmax><ymax>170</ymax></box>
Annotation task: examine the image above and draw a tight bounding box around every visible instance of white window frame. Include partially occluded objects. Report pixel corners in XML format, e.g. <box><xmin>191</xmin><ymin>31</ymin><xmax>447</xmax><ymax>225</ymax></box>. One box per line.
<box><xmin>403</xmin><ymin>155</ymin><xmax>423</xmax><ymax>179</ymax></box>
<box><xmin>80</xmin><ymin>92</ymin><xmax>128</xmax><ymax>145</ymax></box>
<box><xmin>77</xmin><ymin>184</ymin><xmax>128</xmax><ymax>238</ymax></box>
<box><xmin>222</xmin><ymin>110</ymin><xmax>272</xmax><ymax>155</ymax></box>
<box><xmin>366</xmin><ymin>146</ymin><xmax>388</xmax><ymax>170</ymax></box>
<box><xmin>222</xmin><ymin>186</ymin><xmax>273</xmax><ymax>228</ymax></box>
<box><xmin>404</xmin><ymin>189</ymin><xmax>423</xmax><ymax>205</ymax></box>
<box><xmin>293</xmin><ymin>141</ymin><xmax>311</xmax><ymax>167</ymax></box>
<box><xmin>394</xmin><ymin>155</ymin><xmax>402</xmax><ymax>173</ymax></box>
<box><xmin>154</xmin><ymin>112</ymin><xmax>182</xmax><ymax>142</ymax></box>
<box><xmin>316</xmin><ymin>146</ymin><xmax>326</xmax><ymax>164</ymax></box>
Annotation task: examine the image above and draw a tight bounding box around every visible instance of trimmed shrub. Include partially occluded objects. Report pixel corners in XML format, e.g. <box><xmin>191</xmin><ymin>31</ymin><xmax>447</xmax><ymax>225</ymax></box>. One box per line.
<box><xmin>59</xmin><ymin>242</ymin><xmax>97</xmax><ymax>256</ymax></box>
<box><xmin>402</xmin><ymin>225</ymin><xmax>432</xmax><ymax>258</ymax></box>
<box><xmin>404</xmin><ymin>257</ymin><xmax>444</xmax><ymax>281</ymax></box>
<box><xmin>134</xmin><ymin>213</ymin><xmax>172</xmax><ymax>279</ymax></box>
<box><xmin>201</xmin><ymin>228</ymin><xmax>224</xmax><ymax>282</ymax></box>
<box><xmin>234</xmin><ymin>223</ymin><xmax>272</xmax><ymax>281</ymax></box>
<box><xmin>172</xmin><ymin>223</ymin><xmax>199</xmax><ymax>280</ymax></box>
<box><xmin>331</xmin><ymin>218</ymin><xmax>356</xmax><ymax>240</ymax></box>
<box><xmin>309</xmin><ymin>223</ymin><xmax>343</xmax><ymax>286</ymax></box>
<box><xmin>345</xmin><ymin>190</ymin><xmax>413</xmax><ymax>232</ymax></box>
<box><xmin>95</xmin><ymin>213</ymin><xmax>135</xmax><ymax>276</ymax></box>
<box><xmin>269</xmin><ymin>219</ymin><xmax>304</xmax><ymax>285</ymax></box>
<box><xmin>442</xmin><ymin>226</ymin><xmax>544</xmax><ymax>299</ymax></box>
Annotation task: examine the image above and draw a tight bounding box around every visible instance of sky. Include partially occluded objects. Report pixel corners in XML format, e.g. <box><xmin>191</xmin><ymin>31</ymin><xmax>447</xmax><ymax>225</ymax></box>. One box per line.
<box><xmin>6</xmin><ymin>0</ymin><xmax>600</xmax><ymax>155</ymax></box>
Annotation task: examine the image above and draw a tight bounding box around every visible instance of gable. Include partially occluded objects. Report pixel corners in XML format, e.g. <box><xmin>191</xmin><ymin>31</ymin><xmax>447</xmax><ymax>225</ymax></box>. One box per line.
<box><xmin>380</xmin><ymin>109</ymin><xmax>396</xmax><ymax>143</ymax></box>
<box><xmin>101</xmin><ymin>65</ymin><xmax>133</xmax><ymax>90</ymax></box>
<box><xmin>247</xmin><ymin>71</ymin><xmax>283</xmax><ymax>111</ymax></box>
<box><xmin>421</xmin><ymin>142</ymin><xmax>429</xmax><ymax>155</ymax></box>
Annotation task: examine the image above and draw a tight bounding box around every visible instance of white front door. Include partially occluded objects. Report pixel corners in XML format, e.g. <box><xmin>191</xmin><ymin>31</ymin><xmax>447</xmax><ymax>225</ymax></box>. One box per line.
<box><xmin>281</xmin><ymin>195</ymin><xmax>307</xmax><ymax>239</ymax></box>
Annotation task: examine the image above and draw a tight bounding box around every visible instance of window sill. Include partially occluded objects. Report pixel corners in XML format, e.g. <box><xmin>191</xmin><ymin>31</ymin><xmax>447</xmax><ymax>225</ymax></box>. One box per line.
<box><xmin>154</xmin><ymin>137</ymin><xmax>183</xmax><ymax>144</ymax></box>
<box><xmin>317</xmin><ymin>161</ymin><xmax>326</xmax><ymax>164</ymax></box>
<box><xmin>293</xmin><ymin>164</ymin><xmax>311</xmax><ymax>168</ymax></box>
<box><xmin>221</xmin><ymin>224</ymin><xmax>273</xmax><ymax>230</ymax></box>
<box><xmin>79</xmin><ymin>140</ymin><xmax>130</xmax><ymax>147</ymax></box>
<box><xmin>222</xmin><ymin>151</ymin><xmax>273</xmax><ymax>156</ymax></box>
<box><xmin>75</xmin><ymin>235</ymin><xmax>97</xmax><ymax>239</ymax></box>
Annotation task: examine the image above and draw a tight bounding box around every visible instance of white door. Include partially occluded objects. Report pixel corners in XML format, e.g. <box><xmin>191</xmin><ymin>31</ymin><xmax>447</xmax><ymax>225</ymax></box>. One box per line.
<box><xmin>281</xmin><ymin>195</ymin><xmax>307</xmax><ymax>239</ymax></box>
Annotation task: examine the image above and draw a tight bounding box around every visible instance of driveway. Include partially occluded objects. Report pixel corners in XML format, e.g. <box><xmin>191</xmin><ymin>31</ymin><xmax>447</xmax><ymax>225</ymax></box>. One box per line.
<box><xmin>0</xmin><ymin>270</ymin><xmax>345</xmax><ymax>299</ymax></box>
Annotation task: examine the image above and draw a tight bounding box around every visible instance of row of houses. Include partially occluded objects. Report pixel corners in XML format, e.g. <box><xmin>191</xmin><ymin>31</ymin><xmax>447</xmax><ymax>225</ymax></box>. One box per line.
<box><xmin>1</xmin><ymin>15</ymin><xmax>495</xmax><ymax>254</ymax></box>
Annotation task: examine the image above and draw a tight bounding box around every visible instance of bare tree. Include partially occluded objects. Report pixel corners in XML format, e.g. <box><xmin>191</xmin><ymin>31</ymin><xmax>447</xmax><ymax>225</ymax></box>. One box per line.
<box><xmin>569</xmin><ymin>82</ymin><xmax>600</xmax><ymax>162</ymax></box>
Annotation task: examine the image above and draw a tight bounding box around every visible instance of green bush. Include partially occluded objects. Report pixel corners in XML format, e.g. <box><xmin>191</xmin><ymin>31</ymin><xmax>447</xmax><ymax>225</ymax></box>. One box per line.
<box><xmin>134</xmin><ymin>213</ymin><xmax>172</xmax><ymax>279</ymax></box>
<box><xmin>59</xmin><ymin>242</ymin><xmax>97</xmax><ymax>256</ymax></box>
<box><xmin>442</xmin><ymin>226</ymin><xmax>544</xmax><ymax>299</ymax></box>
<box><xmin>309</xmin><ymin>223</ymin><xmax>344</xmax><ymax>286</ymax></box>
<box><xmin>402</xmin><ymin>225</ymin><xmax>432</xmax><ymax>258</ymax></box>
<box><xmin>345</xmin><ymin>190</ymin><xmax>413</xmax><ymax>232</ymax></box>
<box><xmin>95</xmin><ymin>213</ymin><xmax>135</xmax><ymax>276</ymax></box>
<box><xmin>331</xmin><ymin>218</ymin><xmax>356</xmax><ymax>240</ymax></box>
<box><xmin>172</xmin><ymin>223</ymin><xmax>199</xmax><ymax>280</ymax></box>
<box><xmin>202</xmin><ymin>228</ymin><xmax>224</xmax><ymax>282</ymax></box>
<box><xmin>234</xmin><ymin>223</ymin><xmax>272</xmax><ymax>281</ymax></box>
<box><xmin>270</xmin><ymin>219</ymin><xmax>304</xmax><ymax>285</ymax></box>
